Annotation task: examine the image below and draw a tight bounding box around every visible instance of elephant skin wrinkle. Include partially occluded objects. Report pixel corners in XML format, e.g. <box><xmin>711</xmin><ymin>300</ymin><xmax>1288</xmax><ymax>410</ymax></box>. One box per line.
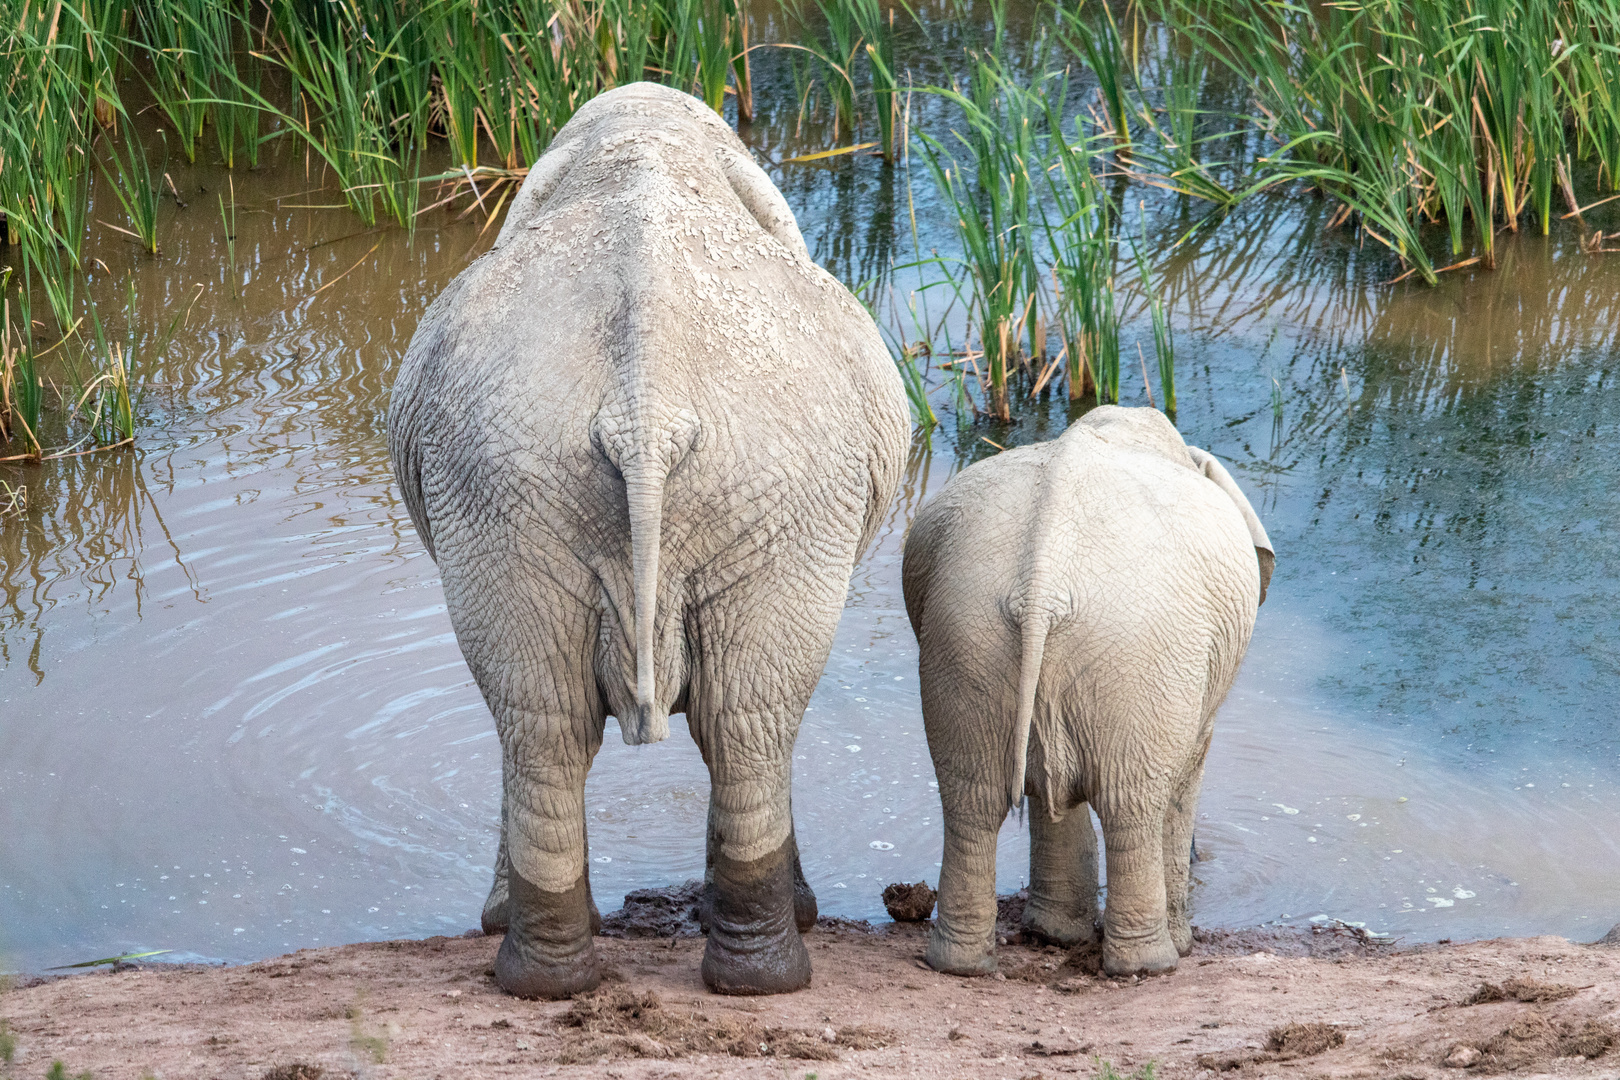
<box><xmin>11</xmin><ymin>924</ymin><xmax>1620</xmax><ymax>1079</ymax></box>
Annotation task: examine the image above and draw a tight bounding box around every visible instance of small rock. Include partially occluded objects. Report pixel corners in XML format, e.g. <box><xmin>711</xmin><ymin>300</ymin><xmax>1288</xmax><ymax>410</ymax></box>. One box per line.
<box><xmin>514</xmin><ymin>1041</ymin><xmax>531</xmax><ymax>1051</ymax></box>
<box><xmin>821</xmin><ymin>1026</ymin><xmax>837</xmax><ymax>1043</ymax></box>
<box><xmin>443</xmin><ymin>989</ymin><xmax>462</xmax><ymax>998</ymax></box>
<box><xmin>993</xmin><ymin>971</ymin><xmax>1008</xmax><ymax>982</ymax></box>
<box><xmin>1443</xmin><ymin>1044</ymin><xmax>1482</xmax><ymax>1069</ymax></box>
<box><xmin>461</xmin><ymin>927</ymin><xmax>484</xmax><ymax>939</ymax></box>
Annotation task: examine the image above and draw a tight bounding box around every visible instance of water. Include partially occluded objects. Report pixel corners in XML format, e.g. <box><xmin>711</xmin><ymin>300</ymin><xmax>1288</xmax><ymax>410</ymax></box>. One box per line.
<box><xmin>5</xmin><ymin>62</ymin><xmax>1620</xmax><ymax>972</ymax></box>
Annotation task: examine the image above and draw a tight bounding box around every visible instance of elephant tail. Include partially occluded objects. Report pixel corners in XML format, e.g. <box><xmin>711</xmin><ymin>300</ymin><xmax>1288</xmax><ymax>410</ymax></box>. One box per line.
<box><xmin>1009</xmin><ymin>610</ymin><xmax>1050</xmax><ymax>814</ymax></box>
<box><xmin>623</xmin><ymin>454</ymin><xmax>668</xmax><ymax>744</ymax></box>
<box><xmin>597</xmin><ymin>403</ymin><xmax>700</xmax><ymax>746</ymax></box>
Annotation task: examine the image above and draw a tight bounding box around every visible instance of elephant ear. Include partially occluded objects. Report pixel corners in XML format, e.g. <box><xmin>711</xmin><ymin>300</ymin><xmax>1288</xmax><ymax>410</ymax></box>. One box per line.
<box><xmin>1186</xmin><ymin>445</ymin><xmax>1275</xmax><ymax>606</ymax></box>
<box><xmin>715</xmin><ymin>144</ymin><xmax>810</xmax><ymax>259</ymax></box>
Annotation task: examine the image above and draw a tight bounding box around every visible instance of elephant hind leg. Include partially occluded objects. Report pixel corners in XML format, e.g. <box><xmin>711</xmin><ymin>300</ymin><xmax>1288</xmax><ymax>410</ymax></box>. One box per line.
<box><xmin>927</xmin><ymin>786</ymin><xmax>1005</xmax><ymax>976</ymax></box>
<box><xmin>486</xmin><ymin>705</ymin><xmax>606</xmax><ymax>998</ymax></box>
<box><xmin>496</xmin><ymin>869</ymin><xmax>600</xmax><ymax>998</ymax></box>
<box><xmin>700</xmin><ymin>828</ymin><xmax>812</xmax><ymax>995</ymax></box>
<box><xmin>1022</xmin><ymin>794</ymin><xmax>1099</xmax><ymax>947</ymax></box>
<box><xmin>691</xmin><ymin>705</ymin><xmax>812</xmax><ymax>996</ymax></box>
<box><xmin>1162</xmin><ymin>744</ymin><xmax>1209</xmax><ymax>957</ymax></box>
<box><xmin>1094</xmin><ymin>799</ymin><xmax>1179</xmax><ymax>977</ymax></box>
<box><xmin>481</xmin><ymin>763</ymin><xmax>602</xmax><ymax>939</ymax></box>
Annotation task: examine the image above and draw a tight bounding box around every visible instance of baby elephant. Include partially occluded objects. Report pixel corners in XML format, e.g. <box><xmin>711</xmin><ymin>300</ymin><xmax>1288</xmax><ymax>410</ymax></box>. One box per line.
<box><xmin>902</xmin><ymin>406</ymin><xmax>1273</xmax><ymax>977</ymax></box>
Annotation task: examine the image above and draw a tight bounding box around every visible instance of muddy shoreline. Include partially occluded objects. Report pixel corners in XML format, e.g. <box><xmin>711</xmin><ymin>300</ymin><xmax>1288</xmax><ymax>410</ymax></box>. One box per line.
<box><xmin>5</xmin><ymin>886</ymin><xmax>1618</xmax><ymax>1079</ymax></box>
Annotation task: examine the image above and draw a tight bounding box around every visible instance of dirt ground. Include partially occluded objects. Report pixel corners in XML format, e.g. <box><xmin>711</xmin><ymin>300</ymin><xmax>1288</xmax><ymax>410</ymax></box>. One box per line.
<box><xmin>4</xmin><ymin>888</ymin><xmax>1619</xmax><ymax>1080</ymax></box>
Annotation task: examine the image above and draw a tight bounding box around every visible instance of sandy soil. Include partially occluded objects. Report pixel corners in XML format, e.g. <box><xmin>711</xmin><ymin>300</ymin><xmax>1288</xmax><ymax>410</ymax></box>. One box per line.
<box><xmin>4</xmin><ymin>891</ymin><xmax>1618</xmax><ymax>1080</ymax></box>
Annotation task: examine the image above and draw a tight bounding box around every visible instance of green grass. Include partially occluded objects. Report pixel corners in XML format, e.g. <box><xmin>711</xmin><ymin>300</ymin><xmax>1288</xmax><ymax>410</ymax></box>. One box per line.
<box><xmin>921</xmin><ymin>49</ymin><xmax>1054</xmax><ymax>420</ymax></box>
<box><xmin>97</xmin><ymin>128</ymin><xmax>163</xmax><ymax>256</ymax></box>
<box><xmin>4</xmin><ymin>0</ymin><xmax>1618</xmax><ymax>454</ymax></box>
<box><xmin>1096</xmin><ymin>1060</ymin><xmax>1156</xmax><ymax>1080</ymax></box>
<box><xmin>1041</xmin><ymin>106</ymin><xmax>1120</xmax><ymax>402</ymax></box>
<box><xmin>1142</xmin><ymin>0</ymin><xmax>1620</xmax><ymax>280</ymax></box>
<box><xmin>849</xmin><ymin>0</ymin><xmax>899</xmax><ymax>160</ymax></box>
<box><xmin>1130</xmin><ymin>231</ymin><xmax>1176</xmax><ymax>414</ymax></box>
<box><xmin>810</xmin><ymin>0</ymin><xmax>862</xmax><ymax>133</ymax></box>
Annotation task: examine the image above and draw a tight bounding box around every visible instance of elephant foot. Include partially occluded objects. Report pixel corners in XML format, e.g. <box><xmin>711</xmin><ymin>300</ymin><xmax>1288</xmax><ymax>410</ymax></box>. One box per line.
<box><xmin>494</xmin><ymin>871</ymin><xmax>601</xmax><ymax>999</ymax></box>
<box><xmin>1102</xmin><ymin>927</ymin><xmax>1179</xmax><ymax>977</ymax></box>
<box><xmin>925</xmin><ymin>923</ymin><xmax>997</xmax><ymax>977</ymax></box>
<box><xmin>700</xmin><ymin>838</ymin><xmax>811</xmax><ymax>995</ymax></box>
<box><xmin>1021</xmin><ymin>901</ymin><xmax>1098</xmax><ymax>948</ymax></box>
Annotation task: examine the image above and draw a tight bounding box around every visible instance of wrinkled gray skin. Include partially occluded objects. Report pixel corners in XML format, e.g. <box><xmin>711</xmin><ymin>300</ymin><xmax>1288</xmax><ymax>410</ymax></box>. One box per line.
<box><xmin>902</xmin><ymin>406</ymin><xmax>1274</xmax><ymax>977</ymax></box>
<box><xmin>388</xmin><ymin>83</ymin><xmax>908</xmax><ymax>999</ymax></box>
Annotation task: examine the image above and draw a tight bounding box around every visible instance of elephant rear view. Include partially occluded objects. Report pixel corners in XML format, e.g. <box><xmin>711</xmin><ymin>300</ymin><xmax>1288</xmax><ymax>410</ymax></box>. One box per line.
<box><xmin>389</xmin><ymin>83</ymin><xmax>908</xmax><ymax>998</ymax></box>
<box><xmin>902</xmin><ymin>406</ymin><xmax>1272</xmax><ymax>977</ymax></box>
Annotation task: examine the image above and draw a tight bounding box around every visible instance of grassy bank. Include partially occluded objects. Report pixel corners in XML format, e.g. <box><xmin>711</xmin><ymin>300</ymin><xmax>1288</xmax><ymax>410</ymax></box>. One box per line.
<box><xmin>2</xmin><ymin>0</ymin><xmax>1617</xmax><ymax>454</ymax></box>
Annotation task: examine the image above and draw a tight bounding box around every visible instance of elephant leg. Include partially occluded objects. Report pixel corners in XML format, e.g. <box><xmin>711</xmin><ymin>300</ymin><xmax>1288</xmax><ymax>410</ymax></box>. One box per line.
<box><xmin>1022</xmin><ymin>795</ymin><xmax>1099</xmax><ymax>947</ymax></box>
<box><xmin>693</xmin><ymin>727</ymin><xmax>810</xmax><ymax>995</ymax></box>
<box><xmin>927</xmin><ymin>785</ymin><xmax>1005</xmax><ymax>976</ymax></box>
<box><xmin>1094</xmin><ymin>793</ymin><xmax>1179</xmax><ymax>976</ymax></box>
<box><xmin>699</xmin><ymin>799</ymin><xmax>812</xmax><ymax>933</ymax></box>
<box><xmin>484</xmin><ymin>774</ymin><xmax>597</xmax><ymax>935</ymax></box>
<box><xmin>492</xmin><ymin>734</ymin><xmax>605</xmax><ymax>998</ymax></box>
<box><xmin>1163</xmin><ymin>748</ymin><xmax>1208</xmax><ymax>957</ymax></box>
<box><xmin>1088</xmin><ymin>773</ymin><xmax>1179</xmax><ymax>977</ymax></box>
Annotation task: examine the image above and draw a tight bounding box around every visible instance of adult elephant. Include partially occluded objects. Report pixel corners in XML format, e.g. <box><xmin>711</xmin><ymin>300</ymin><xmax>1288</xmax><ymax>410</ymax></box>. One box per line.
<box><xmin>902</xmin><ymin>406</ymin><xmax>1273</xmax><ymax>977</ymax></box>
<box><xmin>389</xmin><ymin>83</ymin><xmax>909</xmax><ymax>998</ymax></box>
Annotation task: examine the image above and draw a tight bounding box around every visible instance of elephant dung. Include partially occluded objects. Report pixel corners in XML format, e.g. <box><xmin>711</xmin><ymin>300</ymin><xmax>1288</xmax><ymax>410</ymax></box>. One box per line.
<box><xmin>882</xmin><ymin>881</ymin><xmax>937</xmax><ymax>922</ymax></box>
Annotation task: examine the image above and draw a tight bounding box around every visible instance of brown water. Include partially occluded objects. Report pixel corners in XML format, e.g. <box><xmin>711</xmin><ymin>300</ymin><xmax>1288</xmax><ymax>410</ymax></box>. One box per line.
<box><xmin>5</xmin><ymin>73</ymin><xmax>1620</xmax><ymax>972</ymax></box>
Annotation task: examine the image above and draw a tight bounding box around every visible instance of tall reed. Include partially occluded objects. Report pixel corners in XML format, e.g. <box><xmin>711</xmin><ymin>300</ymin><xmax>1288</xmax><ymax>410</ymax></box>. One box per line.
<box><xmin>1130</xmin><ymin>235</ymin><xmax>1175</xmax><ymax>414</ymax></box>
<box><xmin>1041</xmin><ymin>110</ymin><xmax>1120</xmax><ymax>402</ymax></box>
<box><xmin>1145</xmin><ymin>0</ymin><xmax>1620</xmax><ymax>278</ymax></box>
<box><xmin>1</xmin><ymin>289</ymin><xmax>44</xmax><ymax>458</ymax></box>
<box><xmin>97</xmin><ymin>128</ymin><xmax>162</xmax><ymax>255</ymax></box>
<box><xmin>811</xmin><ymin>0</ymin><xmax>862</xmax><ymax>132</ymax></box>
<box><xmin>849</xmin><ymin>0</ymin><xmax>899</xmax><ymax>160</ymax></box>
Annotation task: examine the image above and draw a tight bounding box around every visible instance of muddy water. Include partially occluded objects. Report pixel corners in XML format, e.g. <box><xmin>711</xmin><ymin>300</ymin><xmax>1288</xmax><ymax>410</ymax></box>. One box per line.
<box><xmin>5</xmin><ymin>95</ymin><xmax>1620</xmax><ymax>973</ymax></box>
